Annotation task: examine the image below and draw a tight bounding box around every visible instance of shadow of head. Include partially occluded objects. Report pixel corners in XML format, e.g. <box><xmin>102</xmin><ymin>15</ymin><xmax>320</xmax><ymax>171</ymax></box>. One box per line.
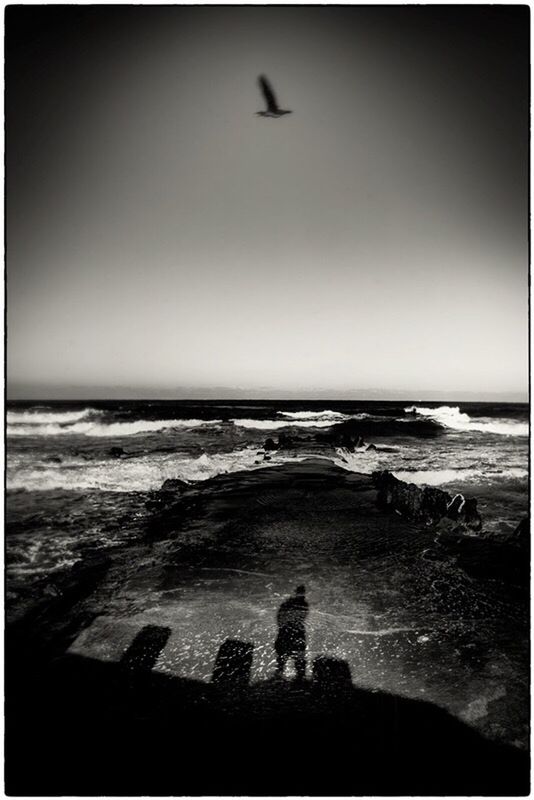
<box><xmin>212</xmin><ymin>638</ymin><xmax>254</xmax><ymax>688</ymax></box>
<box><xmin>120</xmin><ymin>624</ymin><xmax>171</xmax><ymax>672</ymax></box>
<box><xmin>312</xmin><ymin>655</ymin><xmax>353</xmax><ymax>695</ymax></box>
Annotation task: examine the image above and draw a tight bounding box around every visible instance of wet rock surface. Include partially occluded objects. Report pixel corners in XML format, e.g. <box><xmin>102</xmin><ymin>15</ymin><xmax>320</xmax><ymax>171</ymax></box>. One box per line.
<box><xmin>434</xmin><ymin>516</ymin><xmax>530</xmax><ymax>587</ymax></box>
<box><xmin>372</xmin><ymin>471</ymin><xmax>528</xmax><ymax>589</ymax></box>
<box><xmin>6</xmin><ymin>461</ymin><xmax>529</xmax><ymax>795</ymax></box>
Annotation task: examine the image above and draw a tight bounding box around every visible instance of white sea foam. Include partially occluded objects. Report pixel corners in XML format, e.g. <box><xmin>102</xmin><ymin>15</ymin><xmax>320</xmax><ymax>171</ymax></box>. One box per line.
<box><xmin>392</xmin><ymin>467</ymin><xmax>528</xmax><ymax>486</ymax></box>
<box><xmin>7</xmin><ymin>442</ymin><xmax>528</xmax><ymax>492</ymax></box>
<box><xmin>7</xmin><ymin>408</ymin><xmax>98</xmax><ymax>425</ymax></box>
<box><xmin>333</xmin><ymin>447</ymin><xmax>528</xmax><ymax>486</ymax></box>
<box><xmin>231</xmin><ymin>414</ymin><xmax>368</xmax><ymax>429</ymax></box>
<box><xmin>6</xmin><ymin>447</ymin><xmax>313</xmax><ymax>492</ymax></box>
<box><xmin>231</xmin><ymin>418</ymin><xmax>340</xmax><ymax>430</ymax></box>
<box><xmin>278</xmin><ymin>410</ymin><xmax>354</xmax><ymax>421</ymax></box>
<box><xmin>7</xmin><ymin>418</ymin><xmax>222</xmax><ymax>437</ymax></box>
<box><xmin>405</xmin><ymin>405</ymin><xmax>528</xmax><ymax>437</ymax></box>
<box><xmin>333</xmin><ymin>446</ymin><xmax>395</xmax><ymax>475</ymax></box>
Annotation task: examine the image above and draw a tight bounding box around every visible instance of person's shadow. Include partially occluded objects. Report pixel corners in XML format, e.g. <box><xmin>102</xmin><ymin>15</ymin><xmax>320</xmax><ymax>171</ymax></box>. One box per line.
<box><xmin>274</xmin><ymin>585</ymin><xmax>308</xmax><ymax>681</ymax></box>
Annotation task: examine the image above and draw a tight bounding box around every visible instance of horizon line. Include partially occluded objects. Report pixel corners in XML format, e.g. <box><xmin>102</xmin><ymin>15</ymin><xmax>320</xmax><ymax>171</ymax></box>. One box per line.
<box><xmin>6</xmin><ymin>393</ymin><xmax>529</xmax><ymax>404</ymax></box>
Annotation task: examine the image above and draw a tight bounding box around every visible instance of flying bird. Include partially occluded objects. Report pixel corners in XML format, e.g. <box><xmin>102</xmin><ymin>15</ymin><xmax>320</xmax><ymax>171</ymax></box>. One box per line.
<box><xmin>256</xmin><ymin>75</ymin><xmax>292</xmax><ymax>118</ymax></box>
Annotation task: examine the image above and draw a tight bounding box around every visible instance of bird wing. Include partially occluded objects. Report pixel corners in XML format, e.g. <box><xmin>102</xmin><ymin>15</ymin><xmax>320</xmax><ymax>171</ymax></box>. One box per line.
<box><xmin>258</xmin><ymin>75</ymin><xmax>279</xmax><ymax>112</ymax></box>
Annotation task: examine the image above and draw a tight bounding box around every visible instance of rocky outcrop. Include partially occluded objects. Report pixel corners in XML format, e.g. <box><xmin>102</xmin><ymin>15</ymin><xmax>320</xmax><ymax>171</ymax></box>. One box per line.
<box><xmin>277</xmin><ymin>433</ymin><xmax>295</xmax><ymax>450</ymax></box>
<box><xmin>372</xmin><ymin>470</ymin><xmax>482</xmax><ymax>531</ymax></box>
<box><xmin>261</xmin><ymin>434</ymin><xmax>296</xmax><ymax>451</ymax></box>
<box><xmin>435</xmin><ymin>517</ymin><xmax>529</xmax><ymax>588</ymax></box>
<box><xmin>160</xmin><ymin>478</ymin><xmax>189</xmax><ymax>493</ymax></box>
<box><xmin>314</xmin><ymin>424</ymin><xmax>365</xmax><ymax>451</ymax></box>
<box><xmin>109</xmin><ymin>446</ymin><xmax>126</xmax><ymax>458</ymax></box>
<box><xmin>505</xmin><ymin>516</ymin><xmax>529</xmax><ymax>548</ymax></box>
<box><xmin>145</xmin><ymin>478</ymin><xmax>190</xmax><ymax>513</ymax></box>
<box><xmin>316</xmin><ymin>416</ymin><xmax>443</xmax><ymax>445</ymax></box>
<box><xmin>372</xmin><ymin>472</ymin><xmax>527</xmax><ymax>588</ymax></box>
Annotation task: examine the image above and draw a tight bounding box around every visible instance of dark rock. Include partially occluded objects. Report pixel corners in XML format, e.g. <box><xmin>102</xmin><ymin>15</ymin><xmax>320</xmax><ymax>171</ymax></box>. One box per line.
<box><xmin>435</xmin><ymin>517</ymin><xmax>467</xmax><ymax>539</ymax></box>
<box><xmin>435</xmin><ymin>515</ymin><xmax>529</xmax><ymax>588</ymax></box>
<box><xmin>160</xmin><ymin>478</ymin><xmax>189</xmax><ymax>493</ymax></box>
<box><xmin>373</xmin><ymin>470</ymin><xmax>445</xmax><ymax>524</ymax></box>
<box><xmin>421</xmin><ymin>547</ymin><xmax>455</xmax><ymax>564</ymax></box>
<box><xmin>507</xmin><ymin>516</ymin><xmax>529</xmax><ymax>547</ymax></box>
<box><xmin>461</xmin><ymin>498</ymin><xmax>482</xmax><ymax>531</ymax></box>
<box><xmin>109</xmin><ymin>447</ymin><xmax>125</xmax><ymax>458</ymax></box>
<box><xmin>278</xmin><ymin>433</ymin><xmax>294</xmax><ymax>449</ymax></box>
<box><xmin>340</xmin><ymin>434</ymin><xmax>354</xmax><ymax>450</ymax></box>
<box><xmin>42</xmin><ymin>583</ymin><xmax>61</xmax><ymax>598</ymax></box>
<box><xmin>442</xmin><ymin>494</ymin><xmax>482</xmax><ymax>532</ymax></box>
<box><xmin>421</xmin><ymin>486</ymin><xmax>451</xmax><ymax>521</ymax></box>
<box><xmin>372</xmin><ymin>471</ymin><xmax>481</xmax><ymax>530</ymax></box>
<box><xmin>43</xmin><ymin>456</ymin><xmax>62</xmax><ymax>464</ymax></box>
<box><xmin>264</xmin><ymin>438</ymin><xmax>277</xmax><ymax>451</ymax></box>
<box><xmin>446</xmin><ymin>494</ymin><xmax>464</xmax><ymax>519</ymax></box>
<box><xmin>146</xmin><ymin>479</ymin><xmax>190</xmax><ymax>512</ymax></box>
<box><xmin>316</xmin><ymin>416</ymin><xmax>443</xmax><ymax>445</ymax></box>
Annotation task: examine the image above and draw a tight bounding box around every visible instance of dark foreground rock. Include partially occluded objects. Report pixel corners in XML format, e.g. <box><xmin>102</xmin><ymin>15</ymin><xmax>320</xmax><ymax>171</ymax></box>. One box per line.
<box><xmin>7</xmin><ymin>633</ymin><xmax>528</xmax><ymax>796</ymax></box>
<box><xmin>435</xmin><ymin>515</ymin><xmax>530</xmax><ymax>588</ymax></box>
<box><xmin>371</xmin><ymin>472</ymin><xmax>529</xmax><ymax>587</ymax></box>
<box><xmin>145</xmin><ymin>478</ymin><xmax>191</xmax><ymax>512</ymax></box>
<box><xmin>506</xmin><ymin>516</ymin><xmax>530</xmax><ymax>546</ymax></box>
<box><xmin>160</xmin><ymin>477</ymin><xmax>189</xmax><ymax>493</ymax></box>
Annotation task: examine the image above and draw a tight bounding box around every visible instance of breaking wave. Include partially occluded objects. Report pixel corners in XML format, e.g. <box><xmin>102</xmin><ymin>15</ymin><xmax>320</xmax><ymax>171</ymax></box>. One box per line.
<box><xmin>231</xmin><ymin>418</ymin><xmax>341</xmax><ymax>430</ymax></box>
<box><xmin>6</xmin><ymin>447</ymin><xmax>312</xmax><ymax>492</ymax></box>
<box><xmin>405</xmin><ymin>406</ymin><xmax>528</xmax><ymax>437</ymax></box>
<box><xmin>7</xmin><ymin>408</ymin><xmax>98</xmax><ymax>425</ymax></box>
<box><xmin>333</xmin><ymin>447</ymin><xmax>528</xmax><ymax>486</ymax></box>
<box><xmin>7</xmin><ymin>442</ymin><xmax>529</xmax><ymax>493</ymax></box>
<box><xmin>233</xmin><ymin>411</ymin><xmax>368</xmax><ymax>430</ymax></box>
<box><xmin>392</xmin><ymin>467</ymin><xmax>528</xmax><ymax>486</ymax></box>
<box><xmin>278</xmin><ymin>410</ymin><xmax>358</xmax><ymax>421</ymax></box>
<box><xmin>7</xmin><ymin>418</ymin><xmax>222</xmax><ymax>437</ymax></box>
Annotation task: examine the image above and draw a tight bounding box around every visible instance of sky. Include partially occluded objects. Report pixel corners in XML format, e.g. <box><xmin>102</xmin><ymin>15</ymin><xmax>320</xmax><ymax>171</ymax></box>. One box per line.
<box><xmin>6</xmin><ymin>6</ymin><xmax>529</xmax><ymax>400</ymax></box>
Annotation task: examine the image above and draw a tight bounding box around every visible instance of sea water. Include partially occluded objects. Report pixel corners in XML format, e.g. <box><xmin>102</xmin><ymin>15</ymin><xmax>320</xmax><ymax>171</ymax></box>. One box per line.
<box><xmin>7</xmin><ymin>399</ymin><xmax>528</xmax><ymax>578</ymax></box>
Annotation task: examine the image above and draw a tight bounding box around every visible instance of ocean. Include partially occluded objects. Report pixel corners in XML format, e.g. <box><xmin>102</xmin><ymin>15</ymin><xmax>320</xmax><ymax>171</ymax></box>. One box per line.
<box><xmin>7</xmin><ymin>399</ymin><xmax>528</xmax><ymax>563</ymax></box>
<box><xmin>6</xmin><ymin>399</ymin><xmax>530</xmax><ymax>749</ymax></box>
<box><xmin>7</xmin><ymin>399</ymin><xmax>528</xmax><ymax>580</ymax></box>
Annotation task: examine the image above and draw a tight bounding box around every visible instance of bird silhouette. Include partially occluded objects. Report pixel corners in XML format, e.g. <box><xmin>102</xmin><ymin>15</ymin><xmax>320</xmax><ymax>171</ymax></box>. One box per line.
<box><xmin>256</xmin><ymin>75</ymin><xmax>292</xmax><ymax>118</ymax></box>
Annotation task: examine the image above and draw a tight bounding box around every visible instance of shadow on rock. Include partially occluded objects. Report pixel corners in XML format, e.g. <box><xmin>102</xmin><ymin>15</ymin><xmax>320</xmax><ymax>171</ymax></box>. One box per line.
<box><xmin>6</xmin><ymin>633</ymin><xmax>529</xmax><ymax>796</ymax></box>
